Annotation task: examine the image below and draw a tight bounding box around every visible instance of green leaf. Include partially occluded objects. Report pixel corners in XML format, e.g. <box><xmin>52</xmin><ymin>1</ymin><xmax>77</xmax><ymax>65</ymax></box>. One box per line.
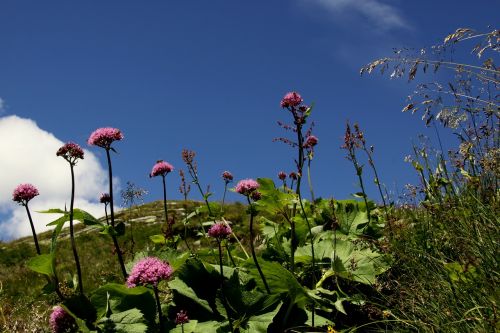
<box><xmin>244</xmin><ymin>301</ymin><xmax>282</xmax><ymax>332</ymax></box>
<box><xmin>149</xmin><ymin>234</ymin><xmax>166</xmax><ymax>244</ymax></box>
<box><xmin>26</xmin><ymin>254</ymin><xmax>54</xmax><ymax>277</ymax></box>
<box><xmin>97</xmin><ymin>308</ymin><xmax>147</xmax><ymax>333</ymax></box>
<box><xmin>73</xmin><ymin>209</ymin><xmax>100</xmax><ymax>226</ymax></box>
<box><xmin>90</xmin><ymin>283</ymin><xmax>156</xmax><ymax>325</ymax></box>
<box><xmin>38</xmin><ymin>208</ymin><xmax>66</xmax><ymax>214</ymax></box>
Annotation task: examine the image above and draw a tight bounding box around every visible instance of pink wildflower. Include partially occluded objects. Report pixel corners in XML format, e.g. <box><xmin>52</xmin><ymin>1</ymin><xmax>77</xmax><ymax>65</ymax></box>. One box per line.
<box><xmin>56</xmin><ymin>142</ymin><xmax>84</xmax><ymax>161</ymax></box>
<box><xmin>12</xmin><ymin>184</ymin><xmax>39</xmax><ymax>204</ymax></box>
<box><xmin>150</xmin><ymin>160</ymin><xmax>174</xmax><ymax>177</ymax></box>
<box><xmin>278</xmin><ymin>171</ymin><xmax>287</xmax><ymax>180</ymax></box>
<box><xmin>304</xmin><ymin>135</ymin><xmax>318</xmax><ymax>148</ymax></box>
<box><xmin>222</xmin><ymin>171</ymin><xmax>233</xmax><ymax>182</ymax></box>
<box><xmin>87</xmin><ymin>127</ymin><xmax>123</xmax><ymax>149</ymax></box>
<box><xmin>280</xmin><ymin>92</ymin><xmax>303</xmax><ymax>108</ymax></box>
<box><xmin>126</xmin><ymin>257</ymin><xmax>173</xmax><ymax>287</ymax></box>
<box><xmin>250</xmin><ymin>191</ymin><xmax>262</xmax><ymax>201</ymax></box>
<box><xmin>208</xmin><ymin>222</ymin><xmax>232</xmax><ymax>239</ymax></box>
<box><xmin>289</xmin><ymin>172</ymin><xmax>298</xmax><ymax>180</ymax></box>
<box><xmin>49</xmin><ymin>306</ymin><xmax>76</xmax><ymax>333</ymax></box>
<box><xmin>99</xmin><ymin>193</ymin><xmax>111</xmax><ymax>204</ymax></box>
<box><xmin>175</xmin><ymin>310</ymin><xmax>189</xmax><ymax>325</ymax></box>
<box><xmin>235</xmin><ymin>179</ymin><xmax>260</xmax><ymax>196</ymax></box>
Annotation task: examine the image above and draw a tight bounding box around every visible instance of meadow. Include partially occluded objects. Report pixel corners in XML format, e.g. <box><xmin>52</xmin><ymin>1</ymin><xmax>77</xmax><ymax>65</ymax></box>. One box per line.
<box><xmin>0</xmin><ymin>28</ymin><xmax>498</xmax><ymax>333</ymax></box>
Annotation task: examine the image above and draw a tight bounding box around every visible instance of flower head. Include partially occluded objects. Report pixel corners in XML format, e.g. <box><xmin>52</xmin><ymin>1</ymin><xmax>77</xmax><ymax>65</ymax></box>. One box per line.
<box><xmin>235</xmin><ymin>179</ymin><xmax>260</xmax><ymax>196</ymax></box>
<box><xmin>150</xmin><ymin>160</ymin><xmax>174</xmax><ymax>178</ymax></box>
<box><xmin>280</xmin><ymin>92</ymin><xmax>303</xmax><ymax>108</ymax></box>
<box><xmin>208</xmin><ymin>222</ymin><xmax>232</xmax><ymax>239</ymax></box>
<box><xmin>87</xmin><ymin>127</ymin><xmax>123</xmax><ymax>149</ymax></box>
<box><xmin>278</xmin><ymin>171</ymin><xmax>287</xmax><ymax>181</ymax></box>
<box><xmin>49</xmin><ymin>306</ymin><xmax>76</xmax><ymax>333</ymax></box>
<box><xmin>126</xmin><ymin>257</ymin><xmax>173</xmax><ymax>287</ymax></box>
<box><xmin>250</xmin><ymin>191</ymin><xmax>262</xmax><ymax>201</ymax></box>
<box><xmin>289</xmin><ymin>172</ymin><xmax>297</xmax><ymax>180</ymax></box>
<box><xmin>56</xmin><ymin>142</ymin><xmax>85</xmax><ymax>162</ymax></box>
<box><xmin>222</xmin><ymin>171</ymin><xmax>233</xmax><ymax>183</ymax></box>
<box><xmin>175</xmin><ymin>310</ymin><xmax>189</xmax><ymax>325</ymax></box>
<box><xmin>99</xmin><ymin>193</ymin><xmax>111</xmax><ymax>204</ymax></box>
<box><xmin>304</xmin><ymin>135</ymin><xmax>318</xmax><ymax>148</ymax></box>
<box><xmin>12</xmin><ymin>184</ymin><xmax>39</xmax><ymax>204</ymax></box>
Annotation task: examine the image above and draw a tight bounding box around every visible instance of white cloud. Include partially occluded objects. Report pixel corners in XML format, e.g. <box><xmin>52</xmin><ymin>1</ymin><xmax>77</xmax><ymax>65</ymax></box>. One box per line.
<box><xmin>304</xmin><ymin>0</ymin><xmax>409</xmax><ymax>31</ymax></box>
<box><xmin>0</xmin><ymin>115</ymin><xmax>115</xmax><ymax>241</ymax></box>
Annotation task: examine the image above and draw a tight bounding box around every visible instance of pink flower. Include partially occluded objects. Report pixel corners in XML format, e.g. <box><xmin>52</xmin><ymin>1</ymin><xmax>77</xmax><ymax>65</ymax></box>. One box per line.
<box><xmin>127</xmin><ymin>257</ymin><xmax>173</xmax><ymax>287</ymax></box>
<box><xmin>280</xmin><ymin>92</ymin><xmax>303</xmax><ymax>108</ymax></box>
<box><xmin>175</xmin><ymin>310</ymin><xmax>189</xmax><ymax>325</ymax></box>
<box><xmin>99</xmin><ymin>193</ymin><xmax>111</xmax><ymax>204</ymax></box>
<box><xmin>222</xmin><ymin>171</ymin><xmax>233</xmax><ymax>182</ymax></box>
<box><xmin>87</xmin><ymin>127</ymin><xmax>123</xmax><ymax>149</ymax></box>
<box><xmin>150</xmin><ymin>160</ymin><xmax>174</xmax><ymax>177</ymax></box>
<box><xmin>235</xmin><ymin>179</ymin><xmax>260</xmax><ymax>196</ymax></box>
<box><xmin>289</xmin><ymin>172</ymin><xmax>297</xmax><ymax>180</ymax></box>
<box><xmin>208</xmin><ymin>222</ymin><xmax>232</xmax><ymax>239</ymax></box>
<box><xmin>49</xmin><ymin>306</ymin><xmax>76</xmax><ymax>333</ymax></box>
<box><xmin>250</xmin><ymin>191</ymin><xmax>262</xmax><ymax>201</ymax></box>
<box><xmin>12</xmin><ymin>184</ymin><xmax>39</xmax><ymax>204</ymax></box>
<box><xmin>57</xmin><ymin>142</ymin><xmax>84</xmax><ymax>161</ymax></box>
<box><xmin>304</xmin><ymin>135</ymin><xmax>318</xmax><ymax>148</ymax></box>
<box><xmin>278</xmin><ymin>171</ymin><xmax>287</xmax><ymax>181</ymax></box>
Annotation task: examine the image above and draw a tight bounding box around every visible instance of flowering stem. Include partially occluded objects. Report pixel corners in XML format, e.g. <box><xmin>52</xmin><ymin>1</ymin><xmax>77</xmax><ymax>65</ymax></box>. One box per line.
<box><xmin>69</xmin><ymin>164</ymin><xmax>84</xmax><ymax>295</ymax></box>
<box><xmin>153</xmin><ymin>286</ymin><xmax>164</xmax><ymax>331</ymax></box>
<box><xmin>24</xmin><ymin>203</ymin><xmax>40</xmax><ymax>255</ymax></box>
<box><xmin>161</xmin><ymin>175</ymin><xmax>169</xmax><ymax>223</ymax></box>
<box><xmin>247</xmin><ymin>198</ymin><xmax>270</xmax><ymax>294</ymax></box>
<box><xmin>307</xmin><ymin>159</ymin><xmax>315</xmax><ymax>203</ymax></box>
<box><xmin>106</xmin><ymin>148</ymin><xmax>127</xmax><ymax>279</ymax></box>
<box><xmin>222</xmin><ymin>182</ymin><xmax>228</xmax><ymax>208</ymax></box>
<box><xmin>218</xmin><ymin>241</ymin><xmax>235</xmax><ymax>333</ymax></box>
<box><xmin>104</xmin><ymin>204</ymin><xmax>110</xmax><ymax>226</ymax></box>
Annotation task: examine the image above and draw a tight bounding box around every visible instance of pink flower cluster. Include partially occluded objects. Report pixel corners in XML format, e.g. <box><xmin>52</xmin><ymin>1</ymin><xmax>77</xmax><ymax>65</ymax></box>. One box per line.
<box><xmin>235</xmin><ymin>179</ymin><xmax>260</xmax><ymax>196</ymax></box>
<box><xmin>126</xmin><ymin>257</ymin><xmax>173</xmax><ymax>287</ymax></box>
<box><xmin>222</xmin><ymin>171</ymin><xmax>233</xmax><ymax>182</ymax></box>
<box><xmin>99</xmin><ymin>193</ymin><xmax>111</xmax><ymax>204</ymax></box>
<box><xmin>56</xmin><ymin>142</ymin><xmax>84</xmax><ymax>161</ymax></box>
<box><xmin>304</xmin><ymin>135</ymin><xmax>319</xmax><ymax>148</ymax></box>
<box><xmin>280</xmin><ymin>91</ymin><xmax>303</xmax><ymax>108</ymax></box>
<box><xmin>87</xmin><ymin>127</ymin><xmax>123</xmax><ymax>148</ymax></box>
<box><xmin>150</xmin><ymin>160</ymin><xmax>174</xmax><ymax>177</ymax></box>
<box><xmin>208</xmin><ymin>222</ymin><xmax>232</xmax><ymax>239</ymax></box>
<box><xmin>12</xmin><ymin>183</ymin><xmax>39</xmax><ymax>204</ymax></box>
<box><xmin>175</xmin><ymin>310</ymin><xmax>189</xmax><ymax>325</ymax></box>
<box><xmin>49</xmin><ymin>306</ymin><xmax>75</xmax><ymax>333</ymax></box>
<box><xmin>278</xmin><ymin>171</ymin><xmax>287</xmax><ymax>180</ymax></box>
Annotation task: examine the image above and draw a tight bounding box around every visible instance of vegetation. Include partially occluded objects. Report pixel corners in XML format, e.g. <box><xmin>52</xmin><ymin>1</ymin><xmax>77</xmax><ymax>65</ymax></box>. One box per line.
<box><xmin>0</xmin><ymin>27</ymin><xmax>498</xmax><ymax>332</ymax></box>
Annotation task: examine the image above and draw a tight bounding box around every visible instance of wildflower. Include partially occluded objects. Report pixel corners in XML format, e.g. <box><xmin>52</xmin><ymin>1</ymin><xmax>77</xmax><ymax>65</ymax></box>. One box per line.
<box><xmin>208</xmin><ymin>222</ymin><xmax>232</xmax><ymax>239</ymax></box>
<box><xmin>181</xmin><ymin>149</ymin><xmax>196</xmax><ymax>164</ymax></box>
<box><xmin>56</xmin><ymin>142</ymin><xmax>84</xmax><ymax>161</ymax></box>
<box><xmin>99</xmin><ymin>193</ymin><xmax>111</xmax><ymax>204</ymax></box>
<box><xmin>250</xmin><ymin>191</ymin><xmax>262</xmax><ymax>201</ymax></box>
<box><xmin>150</xmin><ymin>160</ymin><xmax>174</xmax><ymax>178</ymax></box>
<box><xmin>87</xmin><ymin>127</ymin><xmax>123</xmax><ymax>149</ymax></box>
<box><xmin>175</xmin><ymin>310</ymin><xmax>189</xmax><ymax>325</ymax></box>
<box><xmin>304</xmin><ymin>135</ymin><xmax>318</xmax><ymax>148</ymax></box>
<box><xmin>289</xmin><ymin>172</ymin><xmax>297</xmax><ymax>180</ymax></box>
<box><xmin>235</xmin><ymin>179</ymin><xmax>260</xmax><ymax>196</ymax></box>
<box><xmin>278</xmin><ymin>171</ymin><xmax>287</xmax><ymax>180</ymax></box>
<box><xmin>49</xmin><ymin>306</ymin><xmax>76</xmax><ymax>333</ymax></box>
<box><xmin>126</xmin><ymin>257</ymin><xmax>173</xmax><ymax>288</ymax></box>
<box><xmin>280</xmin><ymin>91</ymin><xmax>303</xmax><ymax>108</ymax></box>
<box><xmin>12</xmin><ymin>183</ymin><xmax>39</xmax><ymax>204</ymax></box>
<box><xmin>222</xmin><ymin>171</ymin><xmax>233</xmax><ymax>182</ymax></box>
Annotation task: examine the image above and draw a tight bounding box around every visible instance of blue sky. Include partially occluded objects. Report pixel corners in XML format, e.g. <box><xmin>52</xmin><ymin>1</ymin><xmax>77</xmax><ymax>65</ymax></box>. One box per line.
<box><xmin>0</xmin><ymin>0</ymin><xmax>498</xmax><ymax>239</ymax></box>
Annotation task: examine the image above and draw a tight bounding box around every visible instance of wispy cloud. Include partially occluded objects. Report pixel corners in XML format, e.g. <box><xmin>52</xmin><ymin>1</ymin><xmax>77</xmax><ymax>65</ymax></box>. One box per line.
<box><xmin>0</xmin><ymin>97</ymin><xmax>5</xmax><ymax>114</ymax></box>
<box><xmin>304</xmin><ymin>0</ymin><xmax>410</xmax><ymax>31</ymax></box>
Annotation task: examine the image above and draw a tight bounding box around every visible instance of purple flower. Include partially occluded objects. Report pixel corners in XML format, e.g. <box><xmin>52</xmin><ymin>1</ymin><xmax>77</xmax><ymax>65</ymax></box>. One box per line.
<box><xmin>150</xmin><ymin>160</ymin><xmax>174</xmax><ymax>177</ymax></box>
<box><xmin>12</xmin><ymin>184</ymin><xmax>39</xmax><ymax>204</ymax></box>
<box><xmin>99</xmin><ymin>193</ymin><xmax>111</xmax><ymax>204</ymax></box>
<box><xmin>87</xmin><ymin>127</ymin><xmax>123</xmax><ymax>149</ymax></box>
<box><xmin>289</xmin><ymin>172</ymin><xmax>297</xmax><ymax>180</ymax></box>
<box><xmin>126</xmin><ymin>257</ymin><xmax>173</xmax><ymax>287</ymax></box>
<box><xmin>304</xmin><ymin>135</ymin><xmax>318</xmax><ymax>148</ymax></box>
<box><xmin>49</xmin><ymin>306</ymin><xmax>75</xmax><ymax>333</ymax></box>
<box><xmin>278</xmin><ymin>171</ymin><xmax>287</xmax><ymax>181</ymax></box>
<box><xmin>250</xmin><ymin>191</ymin><xmax>262</xmax><ymax>201</ymax></box>
<box><xmin>222</xmin><ymin>171</ymin><xmax>233</xmax><ymax>182</ymax></box>
<box><xmin>280</xmin><ymin>92</ymin><xmax>303</xmax><ymax>108</ymax></box>
<box><xmin>175</xmin><ymin>310</ymin><xmax>189</xmax><ymax>325</ymax></box>
<box><xmin>56</xmin><ymin>142</ymin><xmax>84</xmax><ymax>161</ymax></box>
<box><xmin>208</xmin><ymin>222</ymin><xmax>232</xmax><ymax>239</ymax></box>
<box><xmin>235</xmin><ymin>179</ymin><xmax>260</xmax><ymax>196</ymax></box>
